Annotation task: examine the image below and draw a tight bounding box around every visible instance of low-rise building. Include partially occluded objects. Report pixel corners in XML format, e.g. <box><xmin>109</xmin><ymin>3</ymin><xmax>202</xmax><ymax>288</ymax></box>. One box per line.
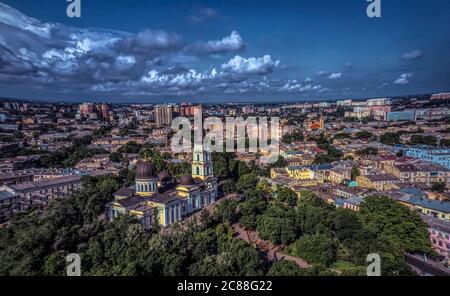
<box><xmin>0</xmin><ymin>187</ymin><xmax>18</xmax><ymax>223</ymax></box>
<box><xmin>405</xmin><ymin>147</ymin><xmax>450</xmax><ymax>170</ymax></box>
<box><xmin>1</xmin><ymin>175</ymin><xmax>83</xmax><ymax>211</ymax></box>
<box><xmin>285</xmin><ymin>166</ymin><xmax>315</xmax><ymax>180</ymax></box>
<box><xmin>422</xmin><ymin>215</ymin><xmax>450</xmax><ymax>263</ymax></box>
<box><xmin>399</xmin><ymin>197</ymin><xmax>450</xmax><ymax>221</ymax></box>
<box><xmin>343</xmin><ymin>196</ymin><xmax>364</xmax><ymax>211</ymax></box>
<box><xmin>356</xmin><ymin>174</ymin><xmax>400</xmax><ymax>191</ymax></box>
<box><xmin>384</xmin><ymin>162</ymin><xmax>450</xmax><ymax>185</ymax></box>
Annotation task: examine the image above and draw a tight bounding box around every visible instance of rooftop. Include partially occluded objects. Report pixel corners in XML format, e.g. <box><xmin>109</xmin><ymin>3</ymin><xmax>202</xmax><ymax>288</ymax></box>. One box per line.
<box><xmin>364</xmin><ymin>174</ymin><xmax>399</xmax><ymax>182</ymax></box>
<box><xmin>422</xmin><ymin>215</ymin><xmax>450</xmax><ymax>233</ymax></box>
<box><xmin>402</xmin><ymin>197</ymin><xmax>450</xmax><ymax>213</ymax></box>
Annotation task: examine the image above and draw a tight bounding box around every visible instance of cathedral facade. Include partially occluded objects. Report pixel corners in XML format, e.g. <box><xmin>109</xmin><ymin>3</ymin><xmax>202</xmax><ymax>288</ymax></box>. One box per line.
<box><xmin>106</xmin><ymin>147</ymin><xmax>218</xmax><ymax>230</ymax></box>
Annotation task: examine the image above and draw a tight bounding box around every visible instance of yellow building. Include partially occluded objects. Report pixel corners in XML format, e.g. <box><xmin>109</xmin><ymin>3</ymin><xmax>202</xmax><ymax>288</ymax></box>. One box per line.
<box><xmin>399</xmin><ymin>197</ymin><xmax>450</xmax><ymax>221</ymax></box>
<box><xmin>107</xmin><ymin>147</ymin><xmax>218</xmax><ymax>230</ymax></box>
<box><xmin>356</xmin><ymin>174</ymin><xmax>400</xmax><ymax>191</ymax></box>
<box><xmin>285</xmin><ymin>166</ymin><xmax>315</xmax><ymax>180</ymax></box>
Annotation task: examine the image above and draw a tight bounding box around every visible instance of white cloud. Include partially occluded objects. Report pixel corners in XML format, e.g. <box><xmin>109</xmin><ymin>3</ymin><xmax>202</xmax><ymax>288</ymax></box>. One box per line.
<box><xmin>188</xmin><ymin>31</ymin><xmax>245</xmax><ymax>55</ymax></box>
<box><xmin>328</xmin><ymin>73</ymin><xmax>342</xmax><ymax>79</ymax></box>
<box><xmin>115</xmin><ymin>55</ymin><xmax>136</xmax><ymax>70</ymax></box>
<box><xmin>280</xmin><ymin>80</ymin><xmax>324</xmax><ymax>93</ymax></box>
<box><xmin>188</xmin><ymin>7</ymin><xmax>218</xmax><ymax>23</ymax></box>
<box><xmin>394</xmin><ymin>73</ymin><xmax>413</xmax><ymax>85</ymax></box>
<box><xmin>378</xmin><ymin>82</ymin><xmax>388</xmax><ymax>89</ymax></box>
<box><xmin>140</xmin><ymin>69</ymin><xmax>213</xmax><ymax>88</ymax></box>
<box><xmin>0</xmin><ymin>2</ymin><xmax>54</xmax><ymax>38</ymax></box>
<box><xmin>402</xmin><ymin>50</ymin><xmax>422</xmax><ymax>60</ymax></box>
<box><xmin>221</xmin><ymin>55</ymin><xmax>280</xmax><ymax>75</ymax></box>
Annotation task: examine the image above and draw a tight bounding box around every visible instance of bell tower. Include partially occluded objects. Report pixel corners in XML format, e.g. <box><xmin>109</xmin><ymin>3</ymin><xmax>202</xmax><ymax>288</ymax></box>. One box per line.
<box><xmin>191</xmin><ymin>144</ymin><xmax>214</xmax><ymax>180</ymax></box>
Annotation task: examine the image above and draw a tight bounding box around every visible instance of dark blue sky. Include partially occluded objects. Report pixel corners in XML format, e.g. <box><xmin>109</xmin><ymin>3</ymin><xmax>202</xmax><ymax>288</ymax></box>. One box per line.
<box><xmin>0</xmin><ymin>0</ymin><xmax>449</xmax><ymax>103</ymax></box>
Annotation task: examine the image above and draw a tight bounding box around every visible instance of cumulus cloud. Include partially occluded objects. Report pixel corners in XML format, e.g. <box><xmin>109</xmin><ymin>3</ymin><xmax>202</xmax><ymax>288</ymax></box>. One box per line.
<box><xmin>394</xmin><ymin>73</ymin><xmax>413</xmax><ymax>85</ymax></box>
<box><xmin>328</xmin><ymin>73</ymin><xmax>342</xmax><ymax>79</ymax></box>
<box><xmin>0</xmin><ymin>2</ymin><xmax>54</xmax><ymax>38</ymax></box>
<box><xmin>186</xmin><ymin>31</ymin><xmax>245</xmax><ymax>55</ymax></box>
<box><xmin>116</xmin><ymin>29</ymin><xmax>183</xmax><ymax>55</ymax></box>
<box><xmin>280</xmin><ymin>80</ymin><xmax>325</xmax><ymax>93</ymax></box>
<box><xmin>0</xmin><ymin>2</ymin><xmax>334</xmax><ymax>99</ymax></box>
<box><xmin>221</xmin><ymin>55</ymin><xmax>280</xmax><ymax>75</ymax></box>
<box><xmin>188</xmin><ymin>7</ymin><xmax>218</xmax><ymax>23</ymax></box>
<box><xmin>316</xmin><ymin>70</ymin><xmax>328</xmax><ymax>76</ymax></box>
<box><xmin>378</xmin><ymin>82</ymin><xmax>389</xmax><ymax>89</ymax></box>
<box><xmin>402</xmin><ymin>50</ymin><xmax>422</xmax><ymax>60</ymax></box>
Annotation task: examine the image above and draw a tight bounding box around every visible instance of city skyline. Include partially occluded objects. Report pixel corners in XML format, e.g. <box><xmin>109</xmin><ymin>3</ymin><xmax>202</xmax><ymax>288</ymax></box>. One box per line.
<box><xmin>0</xmin><ymin>0</ymin><xmax>450</xmax><ymax>103</ymax></box>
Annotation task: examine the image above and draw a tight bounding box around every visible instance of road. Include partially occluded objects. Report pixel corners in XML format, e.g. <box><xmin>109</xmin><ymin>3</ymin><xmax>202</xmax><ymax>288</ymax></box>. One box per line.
<box><xmin>231</xmin><ymin>223</ymin><xmax>311</xmax><ymax>269</ymax></box>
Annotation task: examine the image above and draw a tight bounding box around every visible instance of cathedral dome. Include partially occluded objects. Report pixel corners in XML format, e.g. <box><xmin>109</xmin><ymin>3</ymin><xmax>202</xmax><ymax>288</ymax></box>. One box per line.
<box><xmin>135</xmin><ymin>160</ymin><xmax>156</xmax><ymax>180</ymax></box>
<box><xmin>158</xmin><ymin>170</ymin><xmax>171</xmax><ymax>182</ymax></box>
<box><xmin>179</xmin><ymin>174</ymin><xmax>195</xmax><ymax>185</ymax></box>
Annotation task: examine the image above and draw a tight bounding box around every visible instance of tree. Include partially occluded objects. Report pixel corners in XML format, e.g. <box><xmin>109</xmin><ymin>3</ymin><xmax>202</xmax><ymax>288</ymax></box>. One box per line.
<box><xmin>216</xmin><ymin>224</ymin><xmax>265</xmax><ymax>276</ymax></box>
<box><xmin>216</xmin><ymin>200</ymin><xmax>239</xmax><ymax>223</ymax></box>
<box><xmin>222</xmin><ymin>181</ymin><xmax>237</xmax><ymax>196</ymax></box>
<box><xmin>355</xmin><ymin>131</ymin><xmax>373</xmax><ymax>140</ymax></box>
<box><xmin>359</xmin><ymin>196</ymin><xmax>432</xmax><ymax>254</ymax></box>
<box><xmin>291</xmin><ymin>233</ymin><xmax>337</xmax><ymax>267</ymax></box>
<box><xmin>239</xmin><ymin>198</ymin><xmax>267</xmax><ymax>230</ymax></box>
<box><xmin>356</xmin><ymin>147</ymin><xmax>378</xmax><ymax>156</ymax></box>
<box><xmin>267</xmin><ymin>261</ymin><xmax>304</xmax><ymax>276</ymax></box>
<box><xmin>236</xmin><ymin>173</ymin><xmax>258</xmax><ymax>193</ymax></box>
<box><xmin>167</xmin><ymin>162</ymin><xmax>190</xmax><ymax>179</ymax></box>
<box><xmin>282</xmin><ymin>131</ymin><xmax>304</xmax><ymax>144</ymax></box>
<box><xmin>331</xmin><ymin>208</ymin><xmax>363</xmax><ymax>243</ymax></box>
<box><xmin>109</xmin><ymin>152</ymin><xmax>123</xmax><ymax>163</ymax></box>
<box><xmin>118</xmin><ymin>141</ymin><xmax>142</xmax><ymax>154</ymax></box>
<box><xmin>351</xmin><ymin>166</ymin><xmax>360</xmax><ymax>181</ymax></box>
<box><xmin>268</xmin><ymin>156</ymin><xmax>288</xmax><ymax>169</ymax></box>
<box><xmin>431</xmin><ymin>182</ymin><xmax>446</xmax><ymax>193</ymax></box>
<box><xmin>275</xmin><ymin>187</ymin><xmax>297</xmax><ymax>207</ymax></box>
<box><xmin>380</xmin><ymin>132</ymin><xmax>401</xmax><ymax>145</ymax></box>
<box><xmin>256</xmin><ymin>179</ymin><xmax>272</xmax><ymax>197</ymax></box>
<box><xmin>313</xmin><ymin>154</ymin><xmax>336</xmax><ymax>165</ymax></box>
<box><xmin>395</xmin><ymin>150</ymin><xmax>404</xmax><ymax>157</ymax></box>
<box><xmin>256</xmin><ymin>203</ymin><xmax>297</xmax><ymax>245</ymax></box>
<box><xmin>410</xmin><ymin>135</ymin><xmax>437</xmax><ymax>146</ymax></box>
<box><xmin>333</xmin><ymin>133</ymin><xmax>351</xmax><ymax>140</ymax></box>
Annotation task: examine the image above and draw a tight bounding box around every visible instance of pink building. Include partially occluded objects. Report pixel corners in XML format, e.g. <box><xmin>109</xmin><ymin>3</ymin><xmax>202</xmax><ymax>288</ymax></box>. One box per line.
<box><xmin>422</xmin><ymin>215</ymin><xmax>450</xmax><ymax>262</ymax></box>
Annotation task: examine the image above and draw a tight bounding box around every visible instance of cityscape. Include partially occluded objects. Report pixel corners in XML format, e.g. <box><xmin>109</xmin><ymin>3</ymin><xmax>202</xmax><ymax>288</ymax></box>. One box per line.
<box><xmin>0</xmin><ymin>0</ymin><xmax>450</xmax><ymax>279</ymax></box>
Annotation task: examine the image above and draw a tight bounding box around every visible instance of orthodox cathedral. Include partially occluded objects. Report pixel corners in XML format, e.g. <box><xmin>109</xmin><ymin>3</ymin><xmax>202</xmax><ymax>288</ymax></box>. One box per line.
<box><xmin>106</xmin><ymin>146</ymin><xmax>218</xmax><ymax>230</ymax></box>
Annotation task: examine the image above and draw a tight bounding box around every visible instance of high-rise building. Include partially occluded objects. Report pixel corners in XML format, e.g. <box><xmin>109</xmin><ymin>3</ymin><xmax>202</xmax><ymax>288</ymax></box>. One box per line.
<box><xmin>154</xmin><ymin>105</ymin><xmax>174</xmax><ymax>126</ymax></box>
<box><xmin>430</xmin><ymin>92</ymin><xmax>450</xmax><ymax>101</ymax></box>
<box><xmin>367</xmin><ymin>98</ymin><xmax>391</xmax><ymax>106</ymax></box>
<box><xmin>79</xmin><ymin>103</ymin><xmax>95</xmax><ymax>118</ymax></box>
<box><xmin>193</xmin><ymin>105</ymin><xmax>202</xmax><ymax>117</ymax></box>
<box><xmin>98</xmin><ymin>104</ymin><xmax>111</xmax><ymax>120</ymax></box>
<box><xmin>79</xmin><ymin>103</ymin><xmax>110</xmax><ymax>121</ymax></box>
<box><xmin>242</xmin><ymin>105</ymin><xmax>255</xmax><ymax>114</ymax></box>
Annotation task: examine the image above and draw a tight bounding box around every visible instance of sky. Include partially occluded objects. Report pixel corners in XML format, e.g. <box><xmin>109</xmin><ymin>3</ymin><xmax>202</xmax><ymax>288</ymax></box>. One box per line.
<box><xmin>0</xmin><ymin>0</ymin><xmax>449</xmax><ymax>103</ymax></box>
